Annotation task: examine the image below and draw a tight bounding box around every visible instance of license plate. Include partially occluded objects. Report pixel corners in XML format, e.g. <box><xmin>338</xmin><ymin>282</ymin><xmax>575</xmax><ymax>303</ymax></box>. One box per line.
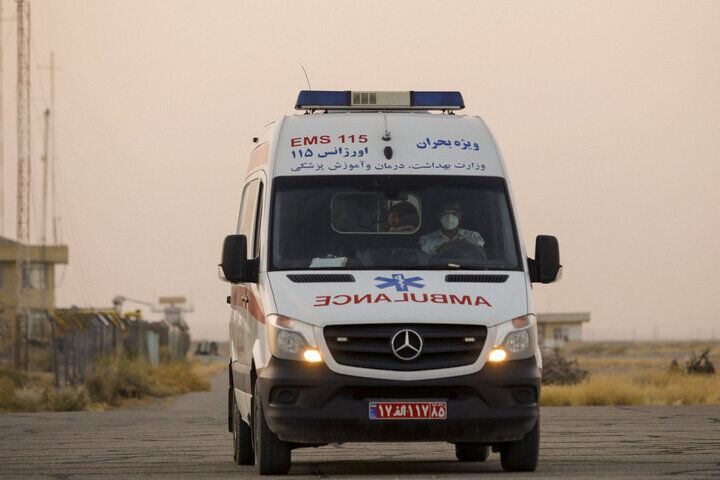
<box><xmin>369</xmin><ymin>401</ymin><xmax>447</xmax><ymax>420</ymax></box>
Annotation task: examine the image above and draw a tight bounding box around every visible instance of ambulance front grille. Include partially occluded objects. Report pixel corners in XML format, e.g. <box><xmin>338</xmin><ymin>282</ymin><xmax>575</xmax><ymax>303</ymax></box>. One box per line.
<box><xmin>324</xmin><ymin>324</ymin><xmax>487</xmax><ymax>371</ymax></box>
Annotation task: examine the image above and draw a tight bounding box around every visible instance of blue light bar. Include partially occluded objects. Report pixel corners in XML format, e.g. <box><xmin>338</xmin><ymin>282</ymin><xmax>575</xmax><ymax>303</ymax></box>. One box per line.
<box><xmin>296</xmin><ymin>91</ymin><xmax>349</xmax><ymax>109</ymax></box>
<box><xmin>413</xmin><ymin>91</ymin><xmax>465</xmax><ymax>109</ymax></box>
<box><xmin>295</xmin><ymin>90</ymin><xmax>464</xmax><ymax>110</ymax></box>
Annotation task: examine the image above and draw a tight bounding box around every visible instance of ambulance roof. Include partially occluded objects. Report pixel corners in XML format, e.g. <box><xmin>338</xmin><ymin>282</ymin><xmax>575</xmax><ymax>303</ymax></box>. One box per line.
<box><xmin>272</xmin><ymin>112</ymin><xmax>504</xmax><ymax>178</ymax></box>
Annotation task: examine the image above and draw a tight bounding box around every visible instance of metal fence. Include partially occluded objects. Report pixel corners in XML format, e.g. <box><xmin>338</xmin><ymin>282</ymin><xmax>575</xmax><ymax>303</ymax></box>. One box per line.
<box><xmin>48</xmin><ymin>308</ymin><xmax>190</xmax><ymax>387</ymax></box>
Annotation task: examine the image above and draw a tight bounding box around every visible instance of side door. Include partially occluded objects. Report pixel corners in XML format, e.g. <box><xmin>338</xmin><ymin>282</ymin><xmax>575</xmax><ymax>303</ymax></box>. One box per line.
<box><xmin>230</xmin><ymin>176</ymin><xmax>265</xmax><ymax>419</ymax></box>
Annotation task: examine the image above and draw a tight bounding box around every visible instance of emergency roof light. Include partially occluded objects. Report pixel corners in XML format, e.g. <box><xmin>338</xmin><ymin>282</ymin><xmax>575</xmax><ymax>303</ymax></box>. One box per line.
<box><xmin>295</xmin><ymin>90</ymin><xmax>465</xmax><ymax>111</ymax></box>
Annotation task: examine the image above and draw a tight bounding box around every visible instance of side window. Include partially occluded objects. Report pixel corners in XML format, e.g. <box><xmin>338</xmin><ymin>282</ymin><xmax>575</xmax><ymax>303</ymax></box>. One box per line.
<box><xmin>237</xmin><ymin>180</ymin><xmax>260</xmax><ymax>254</ymax></box>
<box><xmin>253</xmin><ymin>182</ymin><xmax>264</xmax><ymax>258</ymax></box>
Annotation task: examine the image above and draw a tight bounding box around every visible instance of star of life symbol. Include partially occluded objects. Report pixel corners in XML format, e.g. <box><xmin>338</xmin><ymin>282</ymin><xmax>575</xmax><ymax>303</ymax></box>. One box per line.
<box><xmin>374</xmin><ymin>273</ymin><xmax>425</xmax><ymax>292</ymax></box>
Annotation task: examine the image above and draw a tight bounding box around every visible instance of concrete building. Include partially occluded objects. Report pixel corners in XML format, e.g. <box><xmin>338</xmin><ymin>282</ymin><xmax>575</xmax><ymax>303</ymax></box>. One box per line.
<box><xmin>0</xmin><ymin>237</ymin><xmax>69</xmax><ymax>363</ymax></box>
<box><xmin>537</xmin><ymin>312</ymin><xmax>591</xmax><ymax>349</ymax></box>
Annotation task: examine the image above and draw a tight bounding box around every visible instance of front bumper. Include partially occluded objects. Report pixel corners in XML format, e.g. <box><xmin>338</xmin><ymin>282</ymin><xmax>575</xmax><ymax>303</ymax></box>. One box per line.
<box><xmin>257</xmin><ymin>357</ymin><xmax>540</xmax><ymax>444</ymax></box>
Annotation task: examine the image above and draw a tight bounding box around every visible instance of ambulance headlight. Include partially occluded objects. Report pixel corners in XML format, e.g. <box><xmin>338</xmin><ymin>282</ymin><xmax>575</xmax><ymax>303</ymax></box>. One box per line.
<box><xmin>492</xmin><ymin>314</ymin><xmax>536</xmax><ymax>360</ymax></box>
<box><xmin>505</xmin><ymin>330</ymin><xmax>530</xmax><ymax>354</ymax></box>
<box><xmin>267</xmin><ymin>315</ymin><xmax>321</xmax><ymax>362</ymax></box>
<box><xmin>276</xmin><ymin>330</ymin><xmax>305</xmax><ymax>354</ymax></box>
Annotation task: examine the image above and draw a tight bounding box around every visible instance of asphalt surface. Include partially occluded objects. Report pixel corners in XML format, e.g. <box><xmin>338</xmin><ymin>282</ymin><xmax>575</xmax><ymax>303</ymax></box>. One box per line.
<box><xmin>1</xmin><ymin>372</ymin><xmax>719</xmax><ymax>479</ymax></box>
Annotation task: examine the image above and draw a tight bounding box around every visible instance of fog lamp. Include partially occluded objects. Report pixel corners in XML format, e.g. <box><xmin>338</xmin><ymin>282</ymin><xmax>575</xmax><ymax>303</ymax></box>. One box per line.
<box><xmin>488</xmin><ymin>348</ymin><xmax>508</xmax><ymax>362</ymax></box>
<box><xmin>303</xmin><ymin>349</ymin><xmax>323</xmax><ymax>362</ymax></box>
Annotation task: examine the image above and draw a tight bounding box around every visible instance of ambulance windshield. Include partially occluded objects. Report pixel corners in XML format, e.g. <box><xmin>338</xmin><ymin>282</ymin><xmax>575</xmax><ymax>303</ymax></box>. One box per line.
<box><xmin>270</xmin><ymin>175</ymin><xmax>521</xmax><ymax>271</ymax></box>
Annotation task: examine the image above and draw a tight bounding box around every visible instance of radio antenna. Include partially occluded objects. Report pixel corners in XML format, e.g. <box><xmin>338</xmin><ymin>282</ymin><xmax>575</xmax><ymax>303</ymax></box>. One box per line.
<box><xmin>299</xmin><ymin>63</ymin><xmax>311</xmax><ymax>90</ymax></box>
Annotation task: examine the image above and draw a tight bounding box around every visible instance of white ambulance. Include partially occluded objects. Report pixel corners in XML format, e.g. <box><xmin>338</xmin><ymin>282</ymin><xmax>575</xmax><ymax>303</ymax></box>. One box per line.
<box><xmin>219</xmin><ymin>91</ymin><xmax>560</xmax><ymax>475</ymax></box>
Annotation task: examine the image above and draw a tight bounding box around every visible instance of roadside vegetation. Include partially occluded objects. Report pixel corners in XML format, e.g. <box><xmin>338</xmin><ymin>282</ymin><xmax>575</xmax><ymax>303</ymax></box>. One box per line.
<box><xmin>540</xmin><ymin>341</ymin><xmax>720</xmax><ymax>406</ymax></box>
<box><xmin>542</xmin><ymin>371</ymin><xmax>720</xmax><ymax>406</ymax></box>
<box><xmin>0</xmin><ymin>358</ymin><xmax>217</xmax><ymax>413</ymax></box>
<box><xmin>4</xmin><ymin>342</ymin><xmax>719</xmax><ymax>410</ymax></box>
<box><xmin>566</xmin><ymin>341</ymin><xmax>720</xmax><ymax>358</ymax></box>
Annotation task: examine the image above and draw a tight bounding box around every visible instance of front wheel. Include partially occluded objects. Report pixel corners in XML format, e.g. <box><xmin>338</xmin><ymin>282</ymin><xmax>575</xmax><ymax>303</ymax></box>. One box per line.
<box><xmin>232</xmin><ymin>392</ymin><xmax>254</xmax><ymax>465</ymax></box>
<box><xmin>500</xmin><ymin>420</ymin><xmax>539</xmax><ymax>472</ymax></box>
<box><xmin>253</xmin><ymin>384</ymin><xmax>291</xmax><ymax>475</ymax></box>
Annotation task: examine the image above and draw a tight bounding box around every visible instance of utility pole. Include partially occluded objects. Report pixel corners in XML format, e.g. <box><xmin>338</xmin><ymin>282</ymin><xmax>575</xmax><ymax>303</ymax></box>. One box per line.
<box><xmin>40</xmin><ymin>108</ymin><xmax>49</xmax><ymax>332</ymax></box>
<box><xmin>41</xmin><ymin>109</ymin><xmax>49</xmax><ymax>245</ymax></box>
<box><xmin>0</xmin><ymin>0</ymin><xmax>5</xmax><ymax>347</ymax></box>
<box><xmin>50</xmin><ymin>52</ymin><xmax>58</xmax><ymax>244</ymax></box>
<box><xmin>39</xmin><ymin>52</ymin><xmax>59</xmax><ymax>243</ymax></box>
<box><xmin>15</xmin><ymin>0</ymin><xmax>31</xmax><ymax>370</ymax></box>
<box><xmin>0</xmin><ymin>0</ymin><xmax>5</xmax><ymax>237</ymax></box>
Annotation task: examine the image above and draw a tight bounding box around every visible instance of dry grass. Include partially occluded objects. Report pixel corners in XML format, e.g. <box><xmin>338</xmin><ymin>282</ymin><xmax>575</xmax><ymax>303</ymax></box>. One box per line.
<box><xmin>542</xmin><ymin>375</ymin><xmax>646</xmax><ymax>406</ymax></box>
<box><xmin>191</xmin><ymin>361</ymin><xmax>227</xmax><ymax>378</ymax></box>
<box><xmin>569</xmin><ymin>343</ymin><xmax>628</xmax><ymax>355</ymax></box>
<box><xmin>0</xmin><ymin>368</ymin><xmax>33</xmax><ymax>412</ymax></box>
<box><xmin>11</xmin><ymin>386</ymin><xmax>45</xmax><ymax>412</ymax></box>
<box><xmin>571</xmin><ymin>357</ymin><xmax>670</xmax><ymax>375</ymax></box>
<box><xmin>541</xmin><ymin>341</ymin><xmax>720</xmax><ymax>406</ymax></box>
<box><xmin>85</xmin><ymin>357</ymin><xmax>211</xmax><ymax>407</ymax></box>
<box><xmin>148</xmin><ymin>361</ymin><xmax>212</xmax><ymax>395</ymax></box>
<box><xmin>1</xmin><ymin>358</ymin><xmax>213</xmax><ymax>412</ymax></box>
<box><xmin>542</xmin><ymin>347</ymin><xmax>720</xmax><ymax>407</ymax></box>
<box><xmin>85</xmin><ymin>359</ymin><xmax>171</xmax><ymax>406</ymax></box>
<box><xmin>564</xmin><ymin>341</ymin><xmax>720</xmax><ymax>358</ymax></box>
<box><xmin>0</xmin><ymin>375</ymin><xmax>87</xmax><ymax>412</ymax></box>
<box><xmin>43</xmin><ymin>387</ymin><xmax>89</xmax><ymax>412</ymax></box>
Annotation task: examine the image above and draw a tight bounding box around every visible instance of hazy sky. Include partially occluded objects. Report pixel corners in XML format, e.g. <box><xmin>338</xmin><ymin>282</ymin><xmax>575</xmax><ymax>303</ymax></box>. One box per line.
<box><xmin>1</xmin><ymin>0</ymin><xmax>718</xmax><ymax>340</ymax></box>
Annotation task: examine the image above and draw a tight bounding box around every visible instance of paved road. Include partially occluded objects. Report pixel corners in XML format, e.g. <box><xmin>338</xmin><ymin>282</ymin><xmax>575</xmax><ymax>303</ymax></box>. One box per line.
<box><xmin>1</xmin><ymin>373</ymin><xmax>719</xmax><ymax>479</ymax></box>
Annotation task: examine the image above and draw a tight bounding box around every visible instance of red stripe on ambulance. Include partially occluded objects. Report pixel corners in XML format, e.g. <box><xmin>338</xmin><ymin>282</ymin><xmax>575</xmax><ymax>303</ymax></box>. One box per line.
<box><xmin>230</xmin><ymin>285</ymin><xmax>266</xmax><ymax>323</ymax></box>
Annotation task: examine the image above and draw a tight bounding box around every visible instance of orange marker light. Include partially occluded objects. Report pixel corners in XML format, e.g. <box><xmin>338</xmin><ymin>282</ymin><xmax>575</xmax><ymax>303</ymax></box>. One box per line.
<box><xmin>303</xmin><ymin>349</ymin><xmax>323</xmax><ymax>362</ymax></box>
<box><xmin>511</xmin><ymin>315</ymin><xmax>532</xmax><ymax>328</ymax></box>
<box><xmin>488</xmin><ymin>348</ymin><xmax>508</xmax><ymax>362</ymax></box>
<box><xmin>275</xmin><ymin>315</ymin><xmax>295</xmax><ymax>328</ymax></box>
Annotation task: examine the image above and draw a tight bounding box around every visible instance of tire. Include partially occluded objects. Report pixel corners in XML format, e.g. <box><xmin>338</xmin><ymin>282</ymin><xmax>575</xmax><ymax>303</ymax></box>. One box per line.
<box><xmin>253</xmin><ymin>385</ymin><xmax>291</xmax><ymax>475</ymax></box>
<box><xmin>455</xmin><ymin>443</ymin><xmax>490</xmax><ymax>462</ymax></box>
<box><xmin>228</xmin><ymin>366</ymin><xmax>234</xmax><ymax>433</ymax></box>
<box><xmin>232</xmin><ymin>392</ymin><xmax>254</xmax><ymax>465</ymax></box>
<box><xmin>500</xmin><ymin>420</ymin><xmax>539</xmax><ymax>472</ymax></box>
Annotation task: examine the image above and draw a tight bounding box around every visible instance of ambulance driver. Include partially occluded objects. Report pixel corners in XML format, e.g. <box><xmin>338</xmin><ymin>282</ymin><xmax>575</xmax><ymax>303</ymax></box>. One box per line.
<box><xmin>419</xmin><ymin>201</ymin><xmax>485</xmax><ymax>255</ymax></box>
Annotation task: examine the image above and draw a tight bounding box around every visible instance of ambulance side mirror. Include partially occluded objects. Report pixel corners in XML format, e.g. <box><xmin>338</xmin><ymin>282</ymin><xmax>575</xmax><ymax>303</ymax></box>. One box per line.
<box><xmin>528</xmin><ymin>235</ymin><xmax>561</xmax><ymax>284</ymax></box>
<box><xmin>219</xmin><ymin>234</ymin><xmax>258</xmax><ymax>283</ymax></box>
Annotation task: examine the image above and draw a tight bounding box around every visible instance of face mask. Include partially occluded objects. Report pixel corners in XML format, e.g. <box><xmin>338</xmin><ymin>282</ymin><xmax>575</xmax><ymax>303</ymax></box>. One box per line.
<box><xmin>440</xmin><ymin>213</ymin><xmax>459</xmax><ymax>230</ymax></box>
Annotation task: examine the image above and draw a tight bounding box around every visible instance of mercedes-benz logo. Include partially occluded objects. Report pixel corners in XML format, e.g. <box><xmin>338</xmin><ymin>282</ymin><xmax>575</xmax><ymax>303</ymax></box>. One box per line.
<box><xmin>390</xmin><ymin>329</ymin><xmax>423</xmax><ymax>361</ymax></box>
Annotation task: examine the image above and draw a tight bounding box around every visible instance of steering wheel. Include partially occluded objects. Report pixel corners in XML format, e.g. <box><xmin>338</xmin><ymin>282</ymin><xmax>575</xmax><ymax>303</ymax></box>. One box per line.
<box><xmin>434</xmin><ymin>239</ymin><xmax>487</xmax><ymax>260</ymax></box>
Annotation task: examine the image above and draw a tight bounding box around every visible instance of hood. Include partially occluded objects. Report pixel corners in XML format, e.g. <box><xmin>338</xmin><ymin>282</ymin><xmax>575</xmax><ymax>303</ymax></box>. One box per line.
<box><xmin>266</xmin><ymin>271</ymin><xmax>528</xmax><ymax>327</ymax></box>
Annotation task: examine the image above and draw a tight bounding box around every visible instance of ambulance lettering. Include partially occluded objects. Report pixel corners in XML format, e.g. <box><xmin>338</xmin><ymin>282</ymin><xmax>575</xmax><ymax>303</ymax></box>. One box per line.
<box><xmin>313</xmin><ymin>293</ymin><xmax>491</xmax><ymax>307</ymax></box>
<box><xmin>314</xmin><ymin>274</ymin><xmax>491</xmax><ymax>307</ymax></box>
<box><xmin>290</xmin><ymin>134</ymin><xmax>366</xmax><ymax>147</ymax></box>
